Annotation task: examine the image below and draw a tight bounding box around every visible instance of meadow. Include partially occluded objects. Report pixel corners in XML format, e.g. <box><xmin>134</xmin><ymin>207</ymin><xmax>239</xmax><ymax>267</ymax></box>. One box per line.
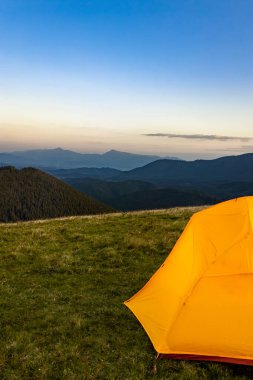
<box><xmin>0</xmin><ymin>208</ymin><xmax>252</xmax><ymax>379</ymax></box>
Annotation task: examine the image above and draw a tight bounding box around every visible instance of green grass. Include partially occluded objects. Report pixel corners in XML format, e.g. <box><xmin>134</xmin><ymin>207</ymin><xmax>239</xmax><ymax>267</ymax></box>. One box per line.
<box><xmin>0</xmin><ymin>208</ymin><xmax>252</xmax><ymax>379</ymax></box>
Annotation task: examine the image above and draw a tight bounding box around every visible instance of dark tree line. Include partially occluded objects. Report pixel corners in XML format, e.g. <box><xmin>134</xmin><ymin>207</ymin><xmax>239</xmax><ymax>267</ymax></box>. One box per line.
<box><xmin>0</xmin><ymin>167</ymin><xmax>113</xmax><ymax>222</ymax></box>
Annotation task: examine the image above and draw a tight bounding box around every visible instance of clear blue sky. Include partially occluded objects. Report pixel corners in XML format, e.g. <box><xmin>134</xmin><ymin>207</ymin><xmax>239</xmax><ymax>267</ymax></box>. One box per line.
<box><xmin>0</xmin><ymin>0</ymin><xmax>252</xmax><ymax>158</ymax></box>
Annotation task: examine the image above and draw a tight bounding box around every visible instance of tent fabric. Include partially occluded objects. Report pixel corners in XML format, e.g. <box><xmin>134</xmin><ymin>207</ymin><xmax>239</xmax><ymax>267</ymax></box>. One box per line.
<box><xmin>124</xmin><ymin>197</ymin><xmax>253</xmax><ymax>365</ymax></box>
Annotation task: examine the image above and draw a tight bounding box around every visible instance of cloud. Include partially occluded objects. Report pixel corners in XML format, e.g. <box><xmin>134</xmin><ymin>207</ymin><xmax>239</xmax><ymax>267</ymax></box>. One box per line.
<box><xmin>144</xmin><ymin>133</ymin><xmax>252</xmax><ymax>142</ymax></box>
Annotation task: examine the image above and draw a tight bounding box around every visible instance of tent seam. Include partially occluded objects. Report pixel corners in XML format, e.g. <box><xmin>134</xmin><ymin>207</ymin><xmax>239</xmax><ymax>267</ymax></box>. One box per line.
<box><xmin>163</xmin><ymin>217</ymin><xmax>200</xmax><ymax>351</ymax></box>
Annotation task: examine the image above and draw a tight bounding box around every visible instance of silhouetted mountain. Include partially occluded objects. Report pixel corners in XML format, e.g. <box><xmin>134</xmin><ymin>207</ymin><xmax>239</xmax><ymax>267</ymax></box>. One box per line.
<box><xmin>192</xmin><ymin>181</ymin><xmax>253</xmax><ymax>201</ymax></box>
<box><xmin>1</xmin><ymin>148</ymin><xmax>179</xmax><ymax>170</ymax></box>
<box><xmin>47</xmin><ymin>153</ymin><xmax>253</xmax><ymax>211</ymax></box>
<box><xmin>49</xmin><ymin>152</ymin><xmax>253</xmax><ymax>185</ymax></box>
<box><xmin>214</xmin><ymin>181</ymin><xmax>253</xmax><ymax>199</ymax></box>
<box><xmin>109</xmin><ymin>188</ymin><xmax>216</xmax><ymax>211</ymax></box>
<box><xmin>0</xmin><ymin>153</ymin><xmax>34</xmax><ymax>167</ymax></box>
<box><xmin>11</xmin><ymin>148</ymin><xmax>99</xmax><ymax>168</ymax></box>
<box><xmin>49</xmin><ymin>167</ymin><xmax>121</xmax><ymax>180</ymax></box>
<box><xmin>63</xmin><ymin>177</ymin><xmax>216</xmax><ymax>211</ymax></box>
<box><xmin>96</xmin><ymin>149</ymin><xmax>178</xmax><ymax>170</ymax></box>
<box><xmin>64</xmin><ymin>178</ymin><xmax>157</xmax><ymax>203</ymax></box>
<box><xmin>0</xmin><ymin>167</ymin><xmax>113</xmax><ymax>222</ymax></box>
<box><xmin>117</xmin><ymin>153</ymin><xmax>253</xmax><ymax>184</ymax></box>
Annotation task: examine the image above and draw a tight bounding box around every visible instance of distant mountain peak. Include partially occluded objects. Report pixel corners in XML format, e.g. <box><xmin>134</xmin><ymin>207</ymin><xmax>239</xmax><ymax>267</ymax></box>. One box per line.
<box><xmin>105</xmin><ymin>149</ymin><xmax>119</xmax><ymax>153</ymax></box>
<box><xmin>103</xmin><ymin>149</ymin><xmax>158</xmax><ymax>158</ymax></box>
<box><xmin>103</xmin><ymin>149</ymin><xmax>128</xmax><ymax>155</ymax></box>
<box><xmin>1</xmin><ymin>148</ymin><xmax>181</xmax><ymax>170</ymax></box>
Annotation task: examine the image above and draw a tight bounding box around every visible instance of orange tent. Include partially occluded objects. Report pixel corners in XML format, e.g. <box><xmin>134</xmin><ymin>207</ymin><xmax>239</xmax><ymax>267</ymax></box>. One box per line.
<box><xmin>125</xmin><ymin>197</ymin><xmax>253</xmax><ymax>365</ymax></box>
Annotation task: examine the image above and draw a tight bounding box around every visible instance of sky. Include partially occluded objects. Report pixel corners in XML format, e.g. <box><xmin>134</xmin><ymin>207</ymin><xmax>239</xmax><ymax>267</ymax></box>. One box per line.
<box><xmin>0</xmin><ymin>0</ymin><xmax>252</xmax><ymax>159</ymax></box>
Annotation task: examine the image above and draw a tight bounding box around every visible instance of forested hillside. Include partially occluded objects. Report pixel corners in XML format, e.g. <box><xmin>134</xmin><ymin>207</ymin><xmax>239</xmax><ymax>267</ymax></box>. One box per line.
<box><xmin>0</xmin><ymin>167</ymin><xmax>113</xmax><ymax>222</ymax></box>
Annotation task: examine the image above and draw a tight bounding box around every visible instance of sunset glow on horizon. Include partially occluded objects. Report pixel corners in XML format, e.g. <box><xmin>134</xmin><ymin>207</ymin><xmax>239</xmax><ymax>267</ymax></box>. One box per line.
<box><xmin>0</xmin><ymin>0</ymin><xmax>252</xmax><ymax>159</ymax></box>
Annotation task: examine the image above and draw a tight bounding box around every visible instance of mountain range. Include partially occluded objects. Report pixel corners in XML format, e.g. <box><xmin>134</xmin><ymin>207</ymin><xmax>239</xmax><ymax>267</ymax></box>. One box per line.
<box><xmin>0</xmin><ymin>148</ymin><xmax>178</xmax><ymax>170</ymax></box>
<box><xmin>50</xmin><ymin>152</ymin><xmax>253</xmax><ymax>184</ymax></box>
<box><xmin>50</xmin><ymin>152</ymin><xmax>253</xmax><ymax>210</ymax></box>
<box><xmin>116</xmin><ymin>153</ymin><xmax>253</xmax><ymax>184</ymax></box>
<box><xmin>1</xmin><ymin>151</ymin><xmax>253</xmax><ymax>216</ymax></box>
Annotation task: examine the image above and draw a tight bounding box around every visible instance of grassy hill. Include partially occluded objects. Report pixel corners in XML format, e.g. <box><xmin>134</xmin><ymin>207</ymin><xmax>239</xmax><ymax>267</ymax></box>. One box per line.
<box><xmin>0</xmin><ymin>167</ymin><xmax>112</xmax><ymax>222</ymax></box>
<box><xmin>0</xmin><ymin>208</ymin><xmax>251</xmax><ymax>379</ymax></box>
